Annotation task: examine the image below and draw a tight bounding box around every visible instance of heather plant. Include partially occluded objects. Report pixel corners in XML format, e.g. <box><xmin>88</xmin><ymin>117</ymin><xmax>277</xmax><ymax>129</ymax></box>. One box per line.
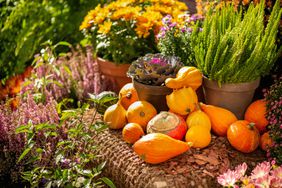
<box><xmin>23</xmin><ymin>41</ymin><xmax>102</xmax><ymax>104</ymax></box>
<box><xmin>191</xmin><ymin>0</ymin><xmax>282</xmax><ymax>83</ymax></box>
<box><xmin>16</xmin><ymin>101</ymin><xmax>115</xmax><ymax>188</ymax></box>
<box><xmin>157</xmin><ymin>14</ymin><xmax>203</xmax><ymax>66</ymax></box>
<box><xmin>264</xmin><ymin>77</ymin><xmax>282</xmax><ymax>164</ymax></box>
<box><xmin>127</xmin><ymin>53</ymin><xmax>183</xmax><ymax>86</ymax></box>
<box><xmin>217</xmin><ymin>161</ymin><xmax>282</xmax><ymax>187</ymax></box>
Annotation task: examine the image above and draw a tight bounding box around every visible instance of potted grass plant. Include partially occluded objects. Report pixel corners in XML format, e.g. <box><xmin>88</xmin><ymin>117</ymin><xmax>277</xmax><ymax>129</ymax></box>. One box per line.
<box><xmin>80</xmin><ymin>0</ymin><xmax>188</xmax><ymax>92</ymax></box>
<box><xmin>127</xmin><ymin>53</ymin><xmax>183</xmax><ymax>111</ymax></box>
<box><xmin>191</xmin><ymin>0</ymin><xmax>282</xmax><ymax>119</ymax></box>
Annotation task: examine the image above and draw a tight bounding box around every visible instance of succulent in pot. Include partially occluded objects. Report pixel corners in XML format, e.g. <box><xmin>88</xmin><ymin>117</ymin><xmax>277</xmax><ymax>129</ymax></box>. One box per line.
<box><xmin>127</xmin><ymin>53</ymin><xmax>184</xmax><ymax>111</ymax></box>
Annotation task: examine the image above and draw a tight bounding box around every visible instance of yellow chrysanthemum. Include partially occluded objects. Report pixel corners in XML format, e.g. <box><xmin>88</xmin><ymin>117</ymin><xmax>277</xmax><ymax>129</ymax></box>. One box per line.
<box><xmin>98</xmin><ymin>21</ymin><xmax>112</xmax><ymax>34</ymax></box>
<box><xmin>111</xmin><ymin>6</ymin><xmax>141</xmax><ymax>21</ymax></box>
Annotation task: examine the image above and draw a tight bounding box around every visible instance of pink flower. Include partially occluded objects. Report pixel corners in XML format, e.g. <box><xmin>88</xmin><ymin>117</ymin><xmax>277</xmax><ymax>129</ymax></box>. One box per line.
<box><xmin>253</xmin><ymin>175</ymin><xmax>273</xmax><ymax>188</ymax></box>
<box><xmin>251</xmin><ymin>162</ymin><xmax>271</xmax><ymax>180</ymax></box>
<box><xmin>217</xmin><ymin>169</ymin><xmax>238</xmax><ymax>187</ymax></box>
<box><xmin>235</xmin><ymin>162</ymin><xmax>248</xmax><ymax>179</ymax></box>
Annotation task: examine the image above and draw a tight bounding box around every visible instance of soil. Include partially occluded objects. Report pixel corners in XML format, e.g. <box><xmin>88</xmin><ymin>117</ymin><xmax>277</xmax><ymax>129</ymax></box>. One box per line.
<box><xmin>84</xmin><ymin>110</ymin><xmax>266</xmax><ymax>188</ymax></box>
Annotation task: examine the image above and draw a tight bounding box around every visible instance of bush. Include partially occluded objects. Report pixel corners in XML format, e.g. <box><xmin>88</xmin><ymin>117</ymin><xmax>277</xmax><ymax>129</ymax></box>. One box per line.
<box><xmin>0</xmin><ymin>0</ymin><xmax>107</xmax><ymax>82</ymax></box>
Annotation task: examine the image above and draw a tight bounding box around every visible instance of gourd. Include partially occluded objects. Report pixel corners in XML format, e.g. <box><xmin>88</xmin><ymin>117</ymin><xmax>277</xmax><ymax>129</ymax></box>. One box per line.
<box><xmin>165</xmin><ymin>66</ymin><xmax>202</xmax><ymax>90</ymax></box>
<box><xmin>260</xmin><ymin>132</ymin><xmax>273</xmax><ymax>151</ymax></box>
<box><xmin>104</xmin><ymin>103</ymin><xmax>127</xmax><ymax>129</ymax></box>
<box><xmin>244</xmin><ymin>99</ymin><xmax>268</xmax><ymax>133</ymax></box>
<box><xmin>126</xmin><ymin>101</ymin><xmax>157</xmax><ymax>130</ymax></box>
<box><xmin>227</xmin><ymin>120</ymin><xmax>260</xmax><ymax>153</ymax></box>
<box><xmin>119</xmin><ymin>83</ymin><xmax>139</xmax><ymax>110</ymax></box>
<box><xmin>185</xmin><ymin>126</ymin><xmax>211</xmax><ymax>149</ymax></box>
<box><xmin>166</xmin><ymin>87</ymin><xmax>198</xmax><ymax>115</ymax></box>
<box><xmin>200</xmin><ymin>103</ymin><xmax>237</xmax><ymax>136</ymax></box>
<box><xmin>133</xmin><ymin>133</ymin><xmax>191</xmax><ymax>164</ymax></box>
<box><xmin>122</xmin><ymin>123</ymin><xmax>144</xmax><ymax>144</ymax></box>
<box><xmin>186</xmin><ymin>106</ymin><xmax>211</xmax><ymax>131</ymax></box>
<box><xmin>147</xmin><ymin>111</ymin><xmax>187</xmax><ymax>140</ymax></box>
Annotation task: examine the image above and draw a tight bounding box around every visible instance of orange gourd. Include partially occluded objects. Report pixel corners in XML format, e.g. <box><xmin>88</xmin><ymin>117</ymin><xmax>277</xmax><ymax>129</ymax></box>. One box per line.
<box><xmin>166</xmin><ymin>87</ymin><xmax>198</xmax><ymax>115</ymax></box>
<box><xmin>244</xmin><ymin>99</ymin><xmax>268</xmax><ymax>133</ymax></box>
<box><xmin>119</xmin><ymin>83</ymin><xmax>139</xmax><ymax>110</ymax></box>
<box><xmin>165</xmin><ymin>66</ymin><xmax>202</xmax><ymax>90</ymax></box>
<box><xmin>133</xmin><ymin>133</ymin><xmax>191</xmax><ymax>164</ymax></box>
<box><xmin>104</xmin><ymin>103</ymin><xmax>127</xmax><ymax>129</ymax></box>
<box><xmin>186</xmin><ymin>105</ymin><xmax>211</xmax><ymax>131</ymax></box>
<box><xmin>122</xmin><ymin>123</ymin><xmax>144</xmax><ymax>144</ymax></box>
<box><xmin>200</xmin><ymin>103</ymin><xmax>237</xmax><ymax>136</ymax></box>
<box><xmin>147</xmin><ymin>111</ymin><xmax>187</xmax><ymax>140</ymax></box>
<box><xmin>185</xmin><ymin>126</ymin><xmax>211</xmax><ymax>149</ymax></box>
<box><xmin>126</xmin><ymin>101</ymin><xmax>157</xmax><ymax>130</ymax></box>
<box><xmin>260</xmin><ymin>132</ymin><xmax>273</xmax><ymax>151</ymax></box>
<box><xmin>227</xmin><ymin>120</ymin><xmax>260</xmax><ymax>153</ymax></box>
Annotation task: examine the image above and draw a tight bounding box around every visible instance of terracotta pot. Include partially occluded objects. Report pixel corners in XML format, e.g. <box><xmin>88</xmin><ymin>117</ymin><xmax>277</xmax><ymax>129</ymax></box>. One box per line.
<box><xmin>202</xmin><ymin>77</ymin><xmax>260</xmax><ymax>119</ymax></box>
<box><xmin>97</xmin><ymin>57</ymin><xmax>131</xmax><ymax>93</ymax></box>
<box><xmin>133</xmin><ymin>79</ymin><xmax>172</xmax><ymax>112</ymax></box>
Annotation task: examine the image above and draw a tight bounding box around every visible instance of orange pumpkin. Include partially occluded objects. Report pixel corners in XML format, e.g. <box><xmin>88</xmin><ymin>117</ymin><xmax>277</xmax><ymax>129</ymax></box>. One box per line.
<box><xmin>122</xmin><ymin>123</ymin><xmax>144</xmax><ymax>144</ymax></box>
<box><xmin>119</xmin><ymin>83</ymin><xmax>139</xmax><ymax>110</ymax></box>
<box><xmin>200</xmin><ymin>103</ymin><xmax>237</xmax><ymax>136</ymax></box>
<box><xmin>260</xmin><ymin>132</ymin><xmax>273</xmax><ymax>151</ymax></box>
<box><xmin>185</xmin><ymin>126</ymin><xmax>211</xmax><ymax>149</ymax></box>
<box><xmin>166</xmin><ymin>87</ymin><xmax>198</xmax><ymax>115</ymax></box>
<box><xmin>244</xmin><ymin>99</ymin><xmax>268</xmax><ymax>133</ymax></box>
<box><xmin>103</xmin><ymin>103</ymin><xmax>127</xmax><ymax>129</ymax></box>
<box><xmin>227</xmin><ymin>120</ymin><xmax>260</xmax><ymax>153</ymax></box>
<box><xmin>126</xmin><ymin>101</ymin><xmax>157</xmax><ymax>130</ymax></box>
<box><xmin>133</xmin><ymin>133</ymin><xmax>192</xmax><ymax>164</ymax></box>
<box><xmin>147</xmin><ymin>111</ymin><xmax>187</xmax><ymax>140</ymax></box>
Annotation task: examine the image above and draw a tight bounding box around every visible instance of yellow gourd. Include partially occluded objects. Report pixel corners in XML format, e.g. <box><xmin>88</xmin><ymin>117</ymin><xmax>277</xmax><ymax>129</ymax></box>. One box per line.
<box><xmin>133</xmin><ymin>133</ymin><xmax>192</xmax><ymax>164</ymax></box>
<box><xmin>185</xmin><ymin>126</ymin><xmax>211</xmax><ymax>149</ymax></box>
<box><xmin>166</xmin><ymin>87</ymin><xmax>198</xmax><ymax>115</ymax></box>
<box><xmin>103</xmin><ymin>103</ymin><xmax>127</xmax><ymax>129</ymax></box>
<box><xmin>165</xmin><ymin>66</ymin><xmax>202</xmax><ymax>90</ymax></box>
<box><xmin>186</xmin><ymin>108</ymin><xmax>211</xmax><ymax>131</ymax></box>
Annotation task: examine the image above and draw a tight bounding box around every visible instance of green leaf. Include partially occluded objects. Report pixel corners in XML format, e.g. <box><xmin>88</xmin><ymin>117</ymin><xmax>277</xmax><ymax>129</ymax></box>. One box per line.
<box><xmin>100</xmin><ymin>177</ymin><xmax>116</xmax><ymax>188</ymax></box>
<box><xmin>15</xmin><ymin>125</ymin><xmax>30</xmax><ymax>134</ymax></box>
<box><xmin>54</xmin><ymin>41</ymin><xmax>72</xmax><ymax>48</ymax></box>
<box><xmin>18</xmin><ymin>142</ymin><xmax>34</xmax><ymax>163</ymax></box>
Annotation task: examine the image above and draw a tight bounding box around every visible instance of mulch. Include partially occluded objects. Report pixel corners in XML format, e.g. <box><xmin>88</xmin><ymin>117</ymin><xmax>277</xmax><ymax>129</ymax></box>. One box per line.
<box><xmin>84</xmin><ymin>110</ymin><xmax>266</xmax><ymax>188</ymax></box>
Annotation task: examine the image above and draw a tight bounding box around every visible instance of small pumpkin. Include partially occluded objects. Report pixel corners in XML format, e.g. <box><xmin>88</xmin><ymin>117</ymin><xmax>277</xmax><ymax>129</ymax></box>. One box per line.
<box><xmin>122</xmin><ymin>123</ymin><xmax>144</xmax><ymax>144</ymax></box>
<box><xmin>185</xmin><ymin>126</ymin><xmax>211</xmax><ymax>149</ymax></box>
<box><xmin>260</xmin><ymin>132</ymin><xmax>273</xmax><ymax>151</ymax></box>
<box><xmin>126</xmin><ymin>101</ymin><xmax>157</xmax><ymax>130</ymax></box>
<box><xmin>147</xmin><ymin>111</ymin><xmax>187</xmax><ymax>140</ymax></box>
<box><xmin>166</xmin><ymin>87</ymin><xmax>198</xmax><ymax>116</ymax></box>
<box><xmin>186</xmin><ymin>105</ymin><xmax>211</xmax><ymax>131</ymax></box>
<box><xmin>119</xmin><ymin>83</ymin><xmax>139</xmax><ymax>110</ymax></box>
<box><xmin>227</xmin><ymin>120</ymin><xmax>260</xmax><ymax>153</ymax></box>
<box><xmin>133</xmin><ymin>133</ymin><xmax>192</xmax><ymax>164</ymax></box>
<box><xmin>244</xmin><ymin>99</ymin><xmax>268</xmax><ymax>133</ymax></box>
<box><xmin>200</xmin><ymin>103</ymin><xmax>237</xmax><ymax>136</ymax></box>
<box><xmin>103</xmin><ymin>103</ymin><xmax>127</xmax><ymax>129</ymax></box>
<box><xmin>165</xmin><ymin>66</ymin><xmax>202</xmax><ymax>90</ymax></box>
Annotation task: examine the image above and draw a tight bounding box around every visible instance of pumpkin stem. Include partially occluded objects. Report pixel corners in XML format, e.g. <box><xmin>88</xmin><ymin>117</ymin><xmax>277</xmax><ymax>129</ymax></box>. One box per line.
<box><xmin>126</xmin><ymin>92</ymin><xmax>132</xmax><ymax>99</ymax></box>
<box><xmin>187</xmin><ymin>142</ymin><xmax>193</xmax><ymax>147</ymax></box>
<box><xmin>248</xmin><ymin>122</ymin><xmax>256</xmax><ymax>130</ymax></box>
<box><xmin>195</xmin><ymin>103</ymin><xmax>201</xmax><ymax>111</ymax></box>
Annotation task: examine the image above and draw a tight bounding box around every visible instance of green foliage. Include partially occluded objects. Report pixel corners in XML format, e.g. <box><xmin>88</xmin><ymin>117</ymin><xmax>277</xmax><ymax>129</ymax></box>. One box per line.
<box><xmin>127</xmin><ymin>53</ymin><xmax>183</xmax><ymax>86</ymax></box>
<box><xmin>191</xmin><ymin>1</ymin><xmax>282</xmax><ymax>83</ymax></box>
<box><xmin>0</xmin><ymin>0</ymin><xmax>106</xmax><ymax>82</ymax></box>
<box><xmin>88</xmin><ymin>91</ymin><xmax>118</xmax><ymax>114</ymax></box>
<box><xmin>16</xmin><ymin>100</ymin><xmax>115</xmax><ymax>188</ymax></box>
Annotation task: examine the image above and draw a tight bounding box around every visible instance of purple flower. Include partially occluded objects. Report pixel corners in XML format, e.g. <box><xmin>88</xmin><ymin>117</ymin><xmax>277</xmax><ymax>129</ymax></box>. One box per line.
<box><xmin>169</xmin><ymin>22</ymin><xmax>177</xmax><ymax>28</ymax></box>
<box><xmin>162</xmin><ymin>15</ymin><xmax>172</xmax><ymax>25</ymax></box>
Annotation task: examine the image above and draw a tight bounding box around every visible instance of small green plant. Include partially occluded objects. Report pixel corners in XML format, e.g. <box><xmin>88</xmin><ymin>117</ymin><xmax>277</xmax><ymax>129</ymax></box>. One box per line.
<box><xmin>16</xmin><ymin>100</ymin><xmax>116</xmax><ymax>188</ymax></box>
<box><xmin>127</xmin><ymin>53</ymin><xmax>183</xmax><ymax>86</ymax></box>
<box><xmin>191</xmin><ymin>0</ymin><xmax>282</xmax><ymax>83</ymax></box>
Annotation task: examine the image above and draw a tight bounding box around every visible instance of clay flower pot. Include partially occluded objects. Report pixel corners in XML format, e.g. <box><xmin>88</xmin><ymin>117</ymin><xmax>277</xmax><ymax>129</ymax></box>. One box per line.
<box><xmin>133</xmin><ymin>79</ymin><xmax>172</xmax><ymax>112</ymax></box>
<box><xmin>202</xmin><ymin>77</ymin><xmax>260</xmax><ymax>119</ymax></box>
<box><xmin>97</xmin><ymin>57</ymin><xmax>131</xmax><ymax>93</ymax></box>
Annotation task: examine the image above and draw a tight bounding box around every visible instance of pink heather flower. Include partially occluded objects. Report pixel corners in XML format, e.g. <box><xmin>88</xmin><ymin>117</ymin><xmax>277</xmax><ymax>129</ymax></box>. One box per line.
<box><xmin>235</xmin><ymin>162</ymin><xmax>248</xmax><ymax>179</ymax></box>
<box><xmin>271</xmin><ymin>166</ymin><xmax>282</xmax><ymax>179</ymax></box>
<box><xmin>217</xmin><ymin>169</ymin><xmax>238</xmax><ymax>187</ymax></box>
<box><xmin>251</xmin><ymin>162</ymin><xmax>271</xmax><ymax>180</ymax></box>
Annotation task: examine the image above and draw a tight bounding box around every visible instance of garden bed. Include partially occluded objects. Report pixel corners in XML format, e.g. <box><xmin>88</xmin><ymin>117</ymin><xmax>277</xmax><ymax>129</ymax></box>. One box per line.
<box><xmin>84</xmin><ymin>110</ymin><xmax>265</xmax><ymax>188</ymax></box>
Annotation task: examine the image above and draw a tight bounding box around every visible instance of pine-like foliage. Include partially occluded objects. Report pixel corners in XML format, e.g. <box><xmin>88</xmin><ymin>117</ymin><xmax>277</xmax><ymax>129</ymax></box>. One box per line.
<box><xmin>192</xmin><ymin>0</ymin><xmax>282</xmax><ymax>83</ymax></box>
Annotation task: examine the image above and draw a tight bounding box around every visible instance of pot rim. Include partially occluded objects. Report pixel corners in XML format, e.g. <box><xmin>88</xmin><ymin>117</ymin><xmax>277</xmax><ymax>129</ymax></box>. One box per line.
<box><xmin>203</xmin><ymin>76</ymin><xmax>260</xmax><ymax>92</ymax></box>
<box><xmin>97</xmin><ymin>57</ymin><xmax>130</xmax><ymax>67</ymax></box>
<box><xmin>133</xmin><ymin>79</ymin><xmax>172</xmax><ymax>93</ymax></box>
